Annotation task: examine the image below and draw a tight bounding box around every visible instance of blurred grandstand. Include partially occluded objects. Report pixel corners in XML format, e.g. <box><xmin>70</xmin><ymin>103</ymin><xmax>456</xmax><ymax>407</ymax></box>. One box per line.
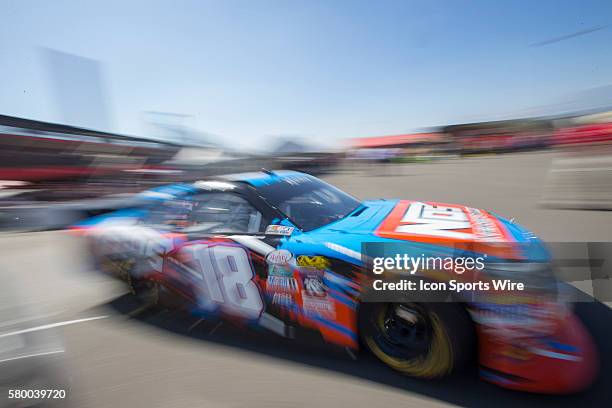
<box><xmin>0</xmin><ymin>114</ymin><xmax>180</xmax><ymax>181</ymax></box>
<box><xmin>346</xmin><ymin>108</ymin><xmax>612</xmax><ymax>210</ymax></box>
<box><xmin>2</xmin><ymin>103</ymin><xmax>611</xmax><ymax>232</ymax></box>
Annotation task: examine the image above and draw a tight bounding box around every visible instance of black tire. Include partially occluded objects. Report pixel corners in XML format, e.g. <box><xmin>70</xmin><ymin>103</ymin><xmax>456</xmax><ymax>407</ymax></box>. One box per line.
<box><xmin>128</xmin><ymin>276</ymin><xmax>161</xmax><ymax>307</ymax></box>
<box><xmin>359</xmin><ymin>302</ymin><xmax>475</xmax><ymax>378</ymax></box>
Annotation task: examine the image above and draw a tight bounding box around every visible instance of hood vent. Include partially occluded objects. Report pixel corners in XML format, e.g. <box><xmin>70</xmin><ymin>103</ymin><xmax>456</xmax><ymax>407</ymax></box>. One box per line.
<box><xmin>350</xmin><ymin>206</ymin><xmax>367</xmax><ymax>217</ymax></box>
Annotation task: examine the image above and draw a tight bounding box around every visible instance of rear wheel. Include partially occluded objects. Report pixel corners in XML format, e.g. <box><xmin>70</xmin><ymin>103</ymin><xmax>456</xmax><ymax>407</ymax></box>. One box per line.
<box><xmin>128</xmin><ymin>276</ymin><xmax>160</xmax><ymax>307</ymax></box>
<box><xmin>359</xmin><ymin>302</ymin><xmax>475</xmax><ymax>378</ymax></box>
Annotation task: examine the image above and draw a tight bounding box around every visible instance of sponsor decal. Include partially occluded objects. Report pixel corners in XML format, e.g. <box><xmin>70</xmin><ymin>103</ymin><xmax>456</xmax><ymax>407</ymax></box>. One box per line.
<box><xmin>296</xmin><ymin>255</ymin><xmax>331</xmax><ymax>270</ymax></box>
<box><xmin>397</xmin><ymin>202</ymin><xmax>473</xmax><ymax>239</ymax></box>
<box><xmin>376</xmin><ymin>201</ymin><xmax>512</xmax><ymax>251</ymax></box>
<box><xmin>267</xmin><ymin>275</ymin><xmax>299</xmax><ymax>292</ymax></box>
<box><xmin>302</xmin><ymin>275</ymin><xmax>327</xmax><ymax>297</ymax></box>
<box><xmin>272</xmin><ymin>292</ymin><xmax>294</xmax><ymax>307</ymax></box>
<box><xmin>465</xmin><ymin>207</ymin><xmax>504</xmax><ymax>240</ymax></box>
<box><xmin>268</xmin><ymin>265</ymin><xmax>294</xmax><ymax>277</ymax></box>
<box><xmin>299</xmin><ymin>272</ymin><xmax>335</xmax><ymax>316</ymax></box>
<box><xmin>296</xmin><ymin>266</ymin><xmax>324</xmax><ymax>276</ymax></box>
<box><xmin>265</xmin><ymin>249</ymin><xmax>293</xmax><ymax>265</ymax></box>
<box><xmin>302</xmin><ymin>294</ymin><xmax>335</xmax><ymax>318</ymax></box>
<box><xmin>265</xmin><ymin>225</ymin><xmax>295</xmax><ymax>236</ymax></box>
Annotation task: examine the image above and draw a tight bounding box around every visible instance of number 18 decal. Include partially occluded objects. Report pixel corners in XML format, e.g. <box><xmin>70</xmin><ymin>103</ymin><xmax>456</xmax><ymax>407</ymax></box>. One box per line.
<box><xmin>181</xmin><ymin>243</ymin><xmax>264</xmax><ymax>319</ymax></box>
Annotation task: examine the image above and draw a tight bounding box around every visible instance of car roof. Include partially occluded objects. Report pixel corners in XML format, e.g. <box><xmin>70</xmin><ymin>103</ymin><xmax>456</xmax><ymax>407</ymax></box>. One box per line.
<box><xmin>215</xmin><ymin>170</ymin><xmax>311</xmax><ymax>187</ymax></box>
<box><xmin>139</xmin><ymin>171</ymin><xmax>311</xmax><ymax>199</ymax></box>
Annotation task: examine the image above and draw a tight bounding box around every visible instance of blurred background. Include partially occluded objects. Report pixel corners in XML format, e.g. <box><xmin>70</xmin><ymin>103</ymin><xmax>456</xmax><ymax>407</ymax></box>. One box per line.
<box><xmin>0</xmin><ymin>1</ymin><xmax>611</xmax><ymax>407</ymax></box>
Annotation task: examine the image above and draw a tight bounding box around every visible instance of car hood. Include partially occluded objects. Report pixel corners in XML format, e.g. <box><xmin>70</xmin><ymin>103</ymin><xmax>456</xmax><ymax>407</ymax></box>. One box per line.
<box><xmin>372</xmin><ymin>200</ymin><xmax>526</xmax><ymax>243</ymax></box>
<box><xmin>293</xmin><ymin>199</ymin><xmax>547</xmax><ymax>263</ymax></box>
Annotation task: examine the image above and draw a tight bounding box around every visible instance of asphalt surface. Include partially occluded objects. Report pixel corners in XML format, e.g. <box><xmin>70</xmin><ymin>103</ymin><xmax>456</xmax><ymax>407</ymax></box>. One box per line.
<box><xmin>1</xmin><ymin>151</ymin><xmax>611</xmax><ymax>408</ymax></box>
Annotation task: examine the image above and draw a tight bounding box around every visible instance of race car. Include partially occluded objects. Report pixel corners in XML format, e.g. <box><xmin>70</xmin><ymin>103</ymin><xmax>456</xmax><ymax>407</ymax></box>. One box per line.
<box><xmin>72</xmin><ymin>170</ymin><xmax>598</xmax><ymax>394</ymax></box>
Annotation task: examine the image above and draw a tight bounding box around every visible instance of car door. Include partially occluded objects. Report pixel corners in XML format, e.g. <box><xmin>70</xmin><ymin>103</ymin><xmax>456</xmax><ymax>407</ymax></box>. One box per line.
<box><xmin>163</xmin><ymin>191</ymin><xmax>273</xmax><ymax>320</ymax></box>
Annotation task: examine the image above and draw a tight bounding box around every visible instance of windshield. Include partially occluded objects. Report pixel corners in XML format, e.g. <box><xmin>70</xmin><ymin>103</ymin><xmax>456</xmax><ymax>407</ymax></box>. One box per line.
<box><xmin>254</xmin><ymin>174</ymin><xmax>361</xmax><ymax>231</ymax></box>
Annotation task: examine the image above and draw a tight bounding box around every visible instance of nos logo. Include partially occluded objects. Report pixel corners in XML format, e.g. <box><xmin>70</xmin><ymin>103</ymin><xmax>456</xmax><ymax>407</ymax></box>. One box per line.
<box><xmin>397</xmin><ymin>202</ymin><xmax>474</xmax><ymax>239</ymax></box>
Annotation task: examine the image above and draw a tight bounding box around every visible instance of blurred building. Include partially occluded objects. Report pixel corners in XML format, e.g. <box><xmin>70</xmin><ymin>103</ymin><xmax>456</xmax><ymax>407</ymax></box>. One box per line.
<box><xmin>552</xmin><ymin>111</ymin><xmax>612</xmax><ymax>148</ymax></box>
<box><xmin>0</xmin><ymin>114</ymin><xmax>180</xmax><ymax>183</ymax></box>
<box><xmin>443</xmin><ymin>118</ymin><xmax>554</xmax><ymax>154</ymax></box>
<box><xmin>42</xmin><ymin>48</ymin><xmax>112</xmax><ymax>132</ymax></box>
<box><xmin>543</xmin><ymin>110</ymin><xmax>612</xmax><ymax>210</ymax></box>
<box><xmin>347</xmin><ymin>132</ymin><xmax>450</xmax><ymax>162</ymax></box>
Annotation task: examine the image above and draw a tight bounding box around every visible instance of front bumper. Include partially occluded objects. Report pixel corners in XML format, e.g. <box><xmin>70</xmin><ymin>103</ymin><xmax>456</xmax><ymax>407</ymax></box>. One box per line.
<box><xmin>477</xmin><ymin>309</ymin><xmax>598</xmax><ymax>393</ymax></box>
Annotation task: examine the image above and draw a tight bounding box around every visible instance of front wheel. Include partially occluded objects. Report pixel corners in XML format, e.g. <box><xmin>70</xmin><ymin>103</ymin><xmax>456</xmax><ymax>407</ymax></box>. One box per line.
<box><xmin>359</xmin><ymin>302</ymin><xmax>475</xmax><ymax>378</ymax></box>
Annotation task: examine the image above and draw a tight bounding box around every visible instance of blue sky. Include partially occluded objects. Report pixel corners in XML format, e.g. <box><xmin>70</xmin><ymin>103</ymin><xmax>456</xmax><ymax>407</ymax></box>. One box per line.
<box><xmin>1</xmin><ymin>0</ymin><xmax>611</xmax><ymax>149</ymax></box>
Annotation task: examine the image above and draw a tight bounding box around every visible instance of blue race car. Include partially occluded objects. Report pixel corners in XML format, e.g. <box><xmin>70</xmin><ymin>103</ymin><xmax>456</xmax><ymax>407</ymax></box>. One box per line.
<box><xmin>73</xmin><ymin>170</ymin><xmax>598</xmax><ymax>393</ymax></box>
